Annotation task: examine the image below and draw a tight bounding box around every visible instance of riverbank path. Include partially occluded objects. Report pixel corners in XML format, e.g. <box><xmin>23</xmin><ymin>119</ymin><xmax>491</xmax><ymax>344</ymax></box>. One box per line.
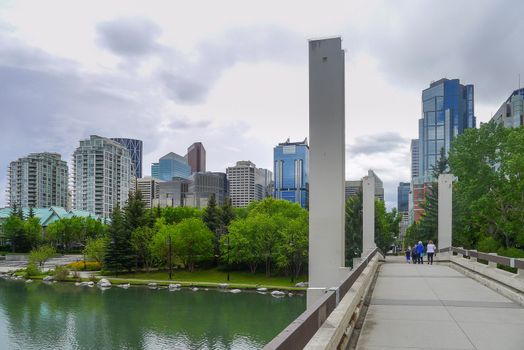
<box><xmin>356</xmin><ymin>262</ymin><xmax>524</xmax><ymax>350</ymax></box>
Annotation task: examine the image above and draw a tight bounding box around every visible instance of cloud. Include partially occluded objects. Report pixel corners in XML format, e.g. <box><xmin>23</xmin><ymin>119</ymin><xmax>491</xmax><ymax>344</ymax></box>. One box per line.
<box><xmin>351</xmin><ymin>0</ymin><xmax>524</xmax><ymax>105</ymax></box>
<box><xmin>96</xmin><ymin>17</ymin><xmax>163</xmax><ymax>57</ymax></box>
<box><xmin>348</xmin><ymin>132</ymin><xmax>408</xmax><ymax>156</ymax></box>
<box><xmin>167</xmin><ymin>118</ymin><xmax>211</xmax><ymax>130</ymax></box>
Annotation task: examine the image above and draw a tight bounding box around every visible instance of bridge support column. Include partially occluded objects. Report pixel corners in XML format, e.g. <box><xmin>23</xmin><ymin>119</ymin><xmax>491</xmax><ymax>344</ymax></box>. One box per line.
<box><xmin>362</xmin><ymin>174</ymin><xmax>376</xmax><ymax>255</ymax></box>
<box><xmin>470</xmin><ymin>250</ymin><xmax>477</xmax><ymax>262</ymax></box>
<box><xmin>307</xmin><ymin>37</ymin><xmax>348</xmax><ymax>307</ymax></box>
<box><xmin>438</xmin><ymin>174</ymin><xmax>453</xmax><ymax>251</ymax></box>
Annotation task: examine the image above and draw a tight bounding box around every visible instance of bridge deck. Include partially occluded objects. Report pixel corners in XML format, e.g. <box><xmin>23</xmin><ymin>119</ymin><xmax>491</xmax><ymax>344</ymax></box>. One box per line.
<box><xmin>356</xmin><ymin>262</ymin><xmax>524</xmax><ymax>350</ymax></box>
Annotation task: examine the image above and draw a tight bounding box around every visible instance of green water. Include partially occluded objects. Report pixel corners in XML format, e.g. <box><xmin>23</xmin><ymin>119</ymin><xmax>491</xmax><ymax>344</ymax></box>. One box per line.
<box><xmin>0</xmin><ymin>279</ymin><xmax>305</xmax><ymax>349</ymax></box>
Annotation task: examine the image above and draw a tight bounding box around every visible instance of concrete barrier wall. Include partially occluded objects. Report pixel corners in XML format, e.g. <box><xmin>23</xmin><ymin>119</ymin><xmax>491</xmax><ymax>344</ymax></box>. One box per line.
<box><xmin>450</xmin><ymin>255</ymin><xmax>524</xmax><ymax>306</ymax></box>
<box><xmin>304</xmin><ymin>254</ymin><xmax>381</xmax><ymax>349</ymax></box>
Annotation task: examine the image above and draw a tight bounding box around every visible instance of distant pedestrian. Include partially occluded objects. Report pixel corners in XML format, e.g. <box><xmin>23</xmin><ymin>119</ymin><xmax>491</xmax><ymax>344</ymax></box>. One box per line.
<box><xmin>411</xmin><ymin>245</ymin><xmax>418</xmax><ymax>264</ymax></box>
<box><xmin>426</xmin><ymin>240</ymin><xmax>436</xmax><ymax>265</ymax></box>
<box><xmin>405</xmin><ymin>246</ymin><xmax>411</xmax><ymax>264</ymax></box>
<box><xmin>416</xmin><ymin>241</ymin><xmax>425</xmax><ymax>264</ymax></box>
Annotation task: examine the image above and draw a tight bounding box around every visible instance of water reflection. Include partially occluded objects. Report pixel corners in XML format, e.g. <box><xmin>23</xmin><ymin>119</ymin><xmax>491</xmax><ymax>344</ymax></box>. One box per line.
<box><xmin>0</xmin><ymin>279</ymin><xmax>305</xmax><ymax>350</ymax></box>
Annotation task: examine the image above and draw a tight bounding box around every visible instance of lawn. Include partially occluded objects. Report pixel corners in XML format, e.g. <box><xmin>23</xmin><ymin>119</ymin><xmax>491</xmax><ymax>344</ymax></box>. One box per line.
<box><xmin>114</xmin><ymin>269</ymin><xmax>308</xmax><ymax>290</ymax></box>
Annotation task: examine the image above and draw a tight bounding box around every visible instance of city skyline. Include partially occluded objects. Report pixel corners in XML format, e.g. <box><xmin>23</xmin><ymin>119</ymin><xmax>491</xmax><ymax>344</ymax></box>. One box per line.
<box><xmin>1</xmin><ymin>1</ymin><xmax>524</xmax><ymax>210</ymax></box>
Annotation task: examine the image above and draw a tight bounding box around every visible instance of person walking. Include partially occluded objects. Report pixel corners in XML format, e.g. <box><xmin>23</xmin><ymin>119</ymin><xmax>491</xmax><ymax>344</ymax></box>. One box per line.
<box><xmin>416</xmin><ymin>241</ymin><xmax>425</xmax><ymax>264</ymax></box>
<box><xmin>405</xmin><ymin>245</ymin><xmax>411</xmax><ymax>264</ymax></box>
<box><xmin>426</xmin><ymin>240</ymin><xmax>436</xmax><ymax>265</ymax></box>
<box><xmin>411</xmin><ymin>244</ymin><xmax>418</xmax><ymax>264</ymax></box>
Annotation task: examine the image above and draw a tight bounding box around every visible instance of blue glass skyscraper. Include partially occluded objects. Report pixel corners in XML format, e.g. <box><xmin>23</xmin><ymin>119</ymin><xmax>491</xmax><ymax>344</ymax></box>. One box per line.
<box><xmin>158</xmin><ymin>152</ymin><xmax>191</xmax><ymax>181</ymax></box>
<box><xmin>418</xmin><ymin>78</ymin><xmax>475</xmax><ymax>181</ymax></box>
<box><xmin>273</xmin><ymin>138</ymin><xmax>309</xmax><ymax>208</ymax></box>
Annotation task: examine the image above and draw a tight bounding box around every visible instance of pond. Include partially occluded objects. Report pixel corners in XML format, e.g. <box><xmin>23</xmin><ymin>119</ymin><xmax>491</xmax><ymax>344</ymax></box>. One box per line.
<box><xmin>0</xmin><ymin>279</ymin><xmax>305</xmax><ymax>349</ymax></box>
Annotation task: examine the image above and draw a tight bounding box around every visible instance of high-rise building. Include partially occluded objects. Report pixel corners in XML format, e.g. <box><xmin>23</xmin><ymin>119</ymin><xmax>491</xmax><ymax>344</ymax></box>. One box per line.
<box><xmin>273</xmin><ymin>138</ymin><xmax>309</xmax><ymax>208</ymax></box>
<box><xmin>410</xmin><ymin>78</ymin><xmax>475</xmax><ymax>223</ymax></box>
<box><xmin>111</xmin><ymin>138</ymin><xmax>143</xmax><ymax>178</ymax></box>
<box><xmin>157</xmin><ymin>152</ymin><xmax>191</xmax><ymax>181</ymax></box>
<box><xmin>184</xmin><ymin>172</ymin><xmax>228</xmax><ymax>208</ymax></box>
<box><xmin>491</xmin><ymin>88</ymin><xmax>524</xmax><ymax>128</ymax></box>
<box><xmin>7</xmin><ymin>153</ymin><xmax>68</xmax><ymax>208</ymax></box>
<box><xmin>410</xmin><ymin>139</ymin><xmax>419</xmax><ymax>180</ymax></box>
<box><xmin>226</xmin><ymin>161</ymin><xmax>271</xmax><ymax>208</ymax></box>
<box><xmin>136</xmin><ymin>176</ymin><xmax>161</xmax><ymax>209</ymax></box>
<box><xmin>397</xmin><ymin>182</ymin><xmax>410</xmax><ymax>212</ymax></box>
<box><xmin>186</xmin><ymin>142</ymin><xmax>206</xmax><ymax>173</ymax></box>
<box><xmin>151</xmin><ymin>163</ymin><xmax>159</xmax><ymax>179</ymax></box>
<box><xmin>153</xmin><ymin>178</ymin><xmax>188</xmax><ymax>208</ymax></box>
<box><xmin>344</xmin><ymin>170</ymin><xmax>384</xmax><ymax>202</ymax></box>
<box><xmin>73</xmin><ymin>135</ymin><xmax>133</xmax><ymax>218</ymax></box>
<box><xmin>417</xmin><ymin>78</ymin><xmax>475</xmax><ymax>182</ymax></box>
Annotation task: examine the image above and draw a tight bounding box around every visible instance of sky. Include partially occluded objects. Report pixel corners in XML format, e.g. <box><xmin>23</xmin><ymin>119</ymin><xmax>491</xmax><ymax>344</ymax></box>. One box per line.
<box><xmin>1</xmin><ymin>0</ymin><xmax>524</xmax><ymax>210</ymax></box>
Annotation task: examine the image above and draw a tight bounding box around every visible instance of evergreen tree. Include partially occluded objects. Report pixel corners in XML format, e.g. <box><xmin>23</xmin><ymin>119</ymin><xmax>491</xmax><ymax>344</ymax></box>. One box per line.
<box><xmin>104</xmin><ymin>205</ymin><xmax>135</xmax><ymax>274</ymax></box>
<box><xmin>28</xmin><ymin>205</ymin><xmax>35</xmax><ymax>218</ymax></box>
<box><xmin>203</xmin><ymin>194</ymin><xmax>223</xmax><ymax>264</ymax></box>
<box><xmin>345</xmin><ymin>188</ymin><xmax>363</xmax><ymax>267</ymax></box>
<box><xmin>221</xmin><ymin>197</ymin><xmax>235</xmax><ymax>231</ymax></box>
<box><xmin>124</xmin><ymin>190</ymin><xmax>146</xmax><ymax>231</ymax></box>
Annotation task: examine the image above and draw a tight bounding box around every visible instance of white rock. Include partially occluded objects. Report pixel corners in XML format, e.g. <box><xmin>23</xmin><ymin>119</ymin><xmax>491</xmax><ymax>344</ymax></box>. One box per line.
<box><xmin>168</xmin><ymin>283</ymin><xmax>181</xmax><ymax>290</ymax></box>
<box><xmin>295</xmin><ymin>282</ymin><xmax>308</xmax><ymax>287</ymax></box>
<box><xmin>148</xmin><ymin>283</ymin><xmax>157</xmax><ymax>289</ymax></box>
<box><xmin>191</xmin><ymin>287</ymin><xmax>199</xmax><ymax>292</ymax></box>
<box><xmin>288</xmin><ymin>292</ymin><xmax>294</xmax><ymax>297</ymax></box>
<box><xmin>218</xmin><ymin>283</ymin><xmax>229</xmax><ymax>289</ymax></box>
<box><xmin>43</xmin><ymin>276</ymin><xmax>54</xmax><ymax>282</ymax></box>
<box><xmin>25</xmin><ymin>279</ymin><xmax>33</xmax><ymax>283</ymax></box>
<box><xmin>97</xmin><ymin>278</ymin><xmax>111</xmax><ymax>287</ymax></box>
<box><xmin>230</xmin><ymin>289</ymin><xmax>241</xmax><ymax>294</ymax></box>
<box><xmin>87</xmin><ymin>281</ymin><xmax>95</xmax><ymax>287</ymax></box>
<box><xmin>118</xmin><ymin>283</ymin><xmax>130</xmax><ymax>289</ymax></box>
<box><xmin>271</xmin><ymin>290</ymin><xmax>286</xmax><ymax>297</ymax></box>
<box><xmin>256</xmin><ymin>287</ymin><xmax>268</xmax><ymax>292</ymax></box>
<box><xmin>75</xmin><ymin>282</ymin><xmax>82</xmax><ymax>286</ymax></box>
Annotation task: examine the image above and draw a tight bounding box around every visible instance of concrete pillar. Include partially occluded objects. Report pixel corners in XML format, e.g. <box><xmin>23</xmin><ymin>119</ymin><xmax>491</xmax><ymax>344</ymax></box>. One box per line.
<box><xmin>517</xmin><ymin>268</ymin><xmax>524</xmax><ymax>279</ymax></box>
<box><xmin>362</xmin><ymin>174</ymin><xmax>376</xmax><ymax>255</ymax></box>
<box><xmin>307</xmin><ymin>37</ymin><xmax>348</xmax><ymax>307</ymax></box>
<box><xmin>438</xmin><ymin>174</ymin><xmax>453</xmax><ymax>251</ymax></box>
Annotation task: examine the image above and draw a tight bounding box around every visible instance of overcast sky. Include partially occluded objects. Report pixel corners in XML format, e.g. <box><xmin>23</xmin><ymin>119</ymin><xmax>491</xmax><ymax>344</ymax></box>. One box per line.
<box><xmin>1</xmin><ymin>0</ymin><xmax>523</xmax><ymax>209</ymax></box>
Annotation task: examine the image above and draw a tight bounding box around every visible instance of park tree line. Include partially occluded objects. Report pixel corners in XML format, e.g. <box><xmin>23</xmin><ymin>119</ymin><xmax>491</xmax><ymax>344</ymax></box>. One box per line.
<box><xmin>406</xmin><ymin>122</ymin><xmax>524</xmax><ymax>257</ymax></box>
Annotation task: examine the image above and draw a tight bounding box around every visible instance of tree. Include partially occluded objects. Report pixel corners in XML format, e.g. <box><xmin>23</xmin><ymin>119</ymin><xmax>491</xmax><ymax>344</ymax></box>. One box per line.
<box><xmin>202</xmin><ymin>194</ymin><xmax>223</xmax><ymax>264</ymax></box>
<box><xmin>220</xmin><ymin>197</ymin><xmax>235</xmax><ymax>230</ymax></box>
<box><xmin>172</xmin><ymin>218</ymin><xmax>214</xmax><ymax>272</ymax></box>
<box><xmin>130</xmin><ymin>226</ymin><xmax>155</xmax><ymax>272</ymax></box>
<box><xmin>125</xmin><ymin>190</ymin><xmax>146</xmax><ymax>231</ymax></box>
<box><xmin>151</xmin><ymin>222</ymin><xmax>177</xmax><ymax>274</ymax></box>
<box><xmin>24</xmin><ymin>216</ymin><xmax>42</xmax><ymax>248</ymax></box>
<box><xmin>276</xmin><ymin>212</ymin><xmax>308</xmax><ymax>282</ymax></box>
<box><xmin>3</xmin><ymin>215</ymin><xmax>28</xmax><ymax>252</ymax></box>
<box><xmin>83</xmin><ymin>217</ymin><xmax>107</xmax><ymax>239</ymax></box>
<box><xmin>222</xmin><ymin>219</ymin><xmax>261</xmax><ymax>273</ymax></box>
<box><xmin>104</xmin><ymin>205</ymin><xmax>135</xmax><ymax>274</ymax></box>
<box><xmin>374</xmin><ymin>200</ymin><xmax>398</xmax><ymax>253</ymax></box>
<box><xmin>45</xmin><ymin>218</ymin><xmax>83</xmax><ymax>252</ymax></box>
<box><xmin>162</xmin><ymin>206</ymin><xmax>201</xmax><ymax>225</ymax></box>
<box><xmin>29</xmin><ymin>245</ymin><xmax>56</xmax><ymax>268</ymax></box>
<box><xmin>345</xmin><ymin>188</ymin><xmax>363</xmax><ymax>266</ymax></box>
<box><xmin>28</xmin><ymin>206</ymin><xmax>35</xmax><ymax>218</ymax></box>
<box><xmin>84</xmin><ymin>237</ymin><xmax>108</xmax><ymax>264</ymax></box>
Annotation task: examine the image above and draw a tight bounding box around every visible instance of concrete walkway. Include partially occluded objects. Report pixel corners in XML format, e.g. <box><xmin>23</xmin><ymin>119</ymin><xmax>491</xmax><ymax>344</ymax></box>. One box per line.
<box><xmin>356</xmin><ymin>262</ymin><xmax>524</xmax><ymax>350</ymax></box>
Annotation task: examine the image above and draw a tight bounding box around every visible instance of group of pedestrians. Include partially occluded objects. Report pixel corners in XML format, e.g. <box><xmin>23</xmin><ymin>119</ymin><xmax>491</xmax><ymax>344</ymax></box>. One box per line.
<box><xmin>405</xmin><ymin>240</ymin><xmax>437</xmax><ymax>265</ymax></box>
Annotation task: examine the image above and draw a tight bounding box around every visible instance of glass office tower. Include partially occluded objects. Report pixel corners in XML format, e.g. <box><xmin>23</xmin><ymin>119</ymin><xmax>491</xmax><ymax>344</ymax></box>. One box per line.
<box><xmin>158</xmin><ymin>152</ymin><xmax>191</xmax><ymax>181</ymax></box>
<box><xmin>111</xmin><ymin>138</ymin><xmax>143</xmax><ymax>178</ymax></box>
<box><xmin>418</xmin><ymin>78</ymin><xmax>475</xmax><ymax>182</ymax></box>
<box><xmin>273</xmin><ymin>138</ymin><xmax>309</xmax><ymax>208</ymax></box>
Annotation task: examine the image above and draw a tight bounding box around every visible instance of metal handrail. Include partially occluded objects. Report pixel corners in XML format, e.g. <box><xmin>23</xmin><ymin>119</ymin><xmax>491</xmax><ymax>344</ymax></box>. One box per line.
<box><xmin>264</xmin><ymin>247</ymin><xmax>382</xmax><ymax>350</ymax></box>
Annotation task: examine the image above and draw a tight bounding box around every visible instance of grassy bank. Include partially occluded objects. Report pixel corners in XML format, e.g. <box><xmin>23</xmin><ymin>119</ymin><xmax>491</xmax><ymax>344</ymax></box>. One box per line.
<box><xmin>106</xmin><ymin>269</ymin><xmax>307</xmax><ymax>291</ymax></box>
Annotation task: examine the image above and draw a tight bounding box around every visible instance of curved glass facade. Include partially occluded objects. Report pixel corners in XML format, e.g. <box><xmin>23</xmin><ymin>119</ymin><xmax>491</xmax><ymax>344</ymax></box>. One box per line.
<box><xmin>111</xmin><ymin>138</ymin><xmax>143</xmax><ymax>178</ymax></box>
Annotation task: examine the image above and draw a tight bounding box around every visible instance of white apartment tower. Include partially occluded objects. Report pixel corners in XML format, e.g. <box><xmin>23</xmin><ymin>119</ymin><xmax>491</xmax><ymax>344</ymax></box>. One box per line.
<box><xmin>7</xmin><ymin>152</ymin><xmax>68</xmax><ymax>208</ymax></box>
<box><xmin>226</xmin><ymin>161</ymin><xmax>272</xmax><ymax>208</ymax></box>
<box><xmin>73</xmin><ymin>135</ymin><xmax>133</xmax><ymax>218</ymax></box>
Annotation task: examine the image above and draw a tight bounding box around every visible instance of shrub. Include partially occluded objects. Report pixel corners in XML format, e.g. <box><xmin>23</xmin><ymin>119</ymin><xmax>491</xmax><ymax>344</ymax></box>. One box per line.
<box><xmin>53</xmin><ymin>265</ymin><xmax>70</xmax><ymax>281</ymax></box>
<box><xmin>66</xmin><ymin>261</ymin><xmax>101</xmax><ymax>271</ymax></box>
<box><xmin>25</xmin><ymin>262</ymin><xmax>41</xmax><ymax>278</ymax></box>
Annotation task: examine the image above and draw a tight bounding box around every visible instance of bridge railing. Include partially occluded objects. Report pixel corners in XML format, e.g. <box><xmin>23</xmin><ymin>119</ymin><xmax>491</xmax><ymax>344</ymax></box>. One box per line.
<box><xmin>439</xmin><ymin>246</ymin><xmax>524</xmax><ymax>271</ymax></box>
<box><xmin>264</xmin><ymin>247</ymin><xmax>382</xmax><ymax>350</ymax></box>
